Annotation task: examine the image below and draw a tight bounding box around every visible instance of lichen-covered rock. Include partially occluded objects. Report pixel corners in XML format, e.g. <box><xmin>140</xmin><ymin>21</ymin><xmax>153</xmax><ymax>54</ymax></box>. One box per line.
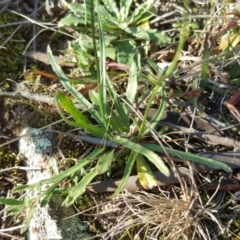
<box><xmin>19</xmin><ymin>127</ymin><xmax>92</xmax><ymax>240</ymax></box>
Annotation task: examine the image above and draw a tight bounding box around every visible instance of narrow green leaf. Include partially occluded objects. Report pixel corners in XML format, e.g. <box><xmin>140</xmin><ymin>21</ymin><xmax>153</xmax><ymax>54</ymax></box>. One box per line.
<box><xmin>15</xmin><ymin>148</ymin><xmax>104</xmax><ymax>192</ymax></box>
<box><xmin>142</xmin><ymin>144</ymin><xmax>232</xmax><ymax>173</ymax></box>
<box><xmin>13</xmin><ymin>184</ymin><xmax>31</xmax><ymax>192</ymax></box>
<box><xmin>200</xmin><ymin>35</ymin><xmax>209</xmax><ymax>90</ymax></box>
<box><xmin>40</xmin><ymin>186</ymin><xmax>55</xmax><ymax>207</ymax></box>
<box><xmin>89</xmin><ymin>90</ymin><xmax>128</xmax><ymax>132</ymax></box>
<box><xmin>65</xmin><ymin>151</ymin><xmax>114</xmax><ymax>205</ymax></box>
<box><xmin>97</xmin><ymin>0</ymin><xmax>108</xmax><ymax>126</ymax></box>
<box><xmin>64</xmin><ymin>169</ymin><xmax>97</xmax><ymax>206</ymax></box>
<box><xmin>21</xmin><ymin>206</ymin><xmax>36</xmax><ymax>233</ymax></box>
<box><xmin>112</xmin><ymin>150</ymin><xmax>138</xmax><ymax>197</ymax></box>
<box><xmin>108</xmin><ymin>110</ymin><xmax>130</xmax><ymax>132</ymax></box>
<box><xmin>56</xmin><ymin>91</ymin><xmax>90</xmax><ymax>124</ymax></box>
<box><xmin>147</xmin><ymin>58</ymin><xmax>160</xmax><ymax>74</ymax></box>
<box><xmin>106</xmin><ymin>74</ymin><xmax>131</xmax><ymax>129</ymax></box>
<box><xmin>143</xmin><ymin>86</ymin><xmax>167</xmax><ymax>135</ymax></box>
<box><xmin>89</xmin><ymin>90</ymin><xmax>126</xmax><ymax>132</ymax></box>
<box><xmin>229</xmin><ymin>62</ymin><xmax>240</xmax><ymax>79</ymax></box>
<box><xmin>50</xmin><ymin>157</ymin><xmax>59</xmax><ymax>175</ymax></box>
<box><xmin>0</xmin><ymin>198</ymin><xmax>24</xmax><ymax>206</ymax></box>
<box><xmin>114</xmin><ymin>137</ymin><xmax>170</xmax><ymax>176</ymax></box>
<box><xmin>40</xmin><ymin>182</ymin><xmax>60</xmax><ymax>207</ymax></box>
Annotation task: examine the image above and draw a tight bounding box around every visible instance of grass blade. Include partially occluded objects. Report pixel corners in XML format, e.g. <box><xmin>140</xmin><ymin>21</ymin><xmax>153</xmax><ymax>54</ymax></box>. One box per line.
<box><xmin>143</xmin><ymin>86</ymin><xmax>167</xmax><ymax>135</ymax></box>
<box><xmin>143</xmin><ymin>144</ymin><xmax>232</xmax><ymax>173</ymax></box>
<box><xmin>112</xmin><ymin>150</ymin><xmax>138</xmax><ymax>197</ymax></box>
<box><xmin>14</xmin><ymin>148</ymin><xmax>105</xmax><ymax>192</ymax></box>
<box><xmin>64</xmin><ymin>169</ymin><xmax>97</xmax><ymax>206</ymax></box>
<box><xmin>200</xmin><ymin>34</ymin><xmax>209</xmax><ymax>90</ymax></box>
<box><xmin>114</xmin><ymin>136</ymin><xmax>170</xmax><ymax>176</ymax></box>
<box><xmin>96</xmin><ymin>1</ymin><xmax>107</xmax><ymax>126</ymax></box>
<box><xmin>56</xmin><ymin>91</ymin><xmax>90</xmax><ymax>124</ymax></box>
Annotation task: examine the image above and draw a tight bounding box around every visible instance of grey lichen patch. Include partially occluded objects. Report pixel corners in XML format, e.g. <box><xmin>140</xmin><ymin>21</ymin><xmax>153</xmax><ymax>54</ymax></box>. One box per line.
<box><xmin>19</xmin><ymin>127</ymin><xmax>54</xmax><ymax>168</ymax></box>
<box><xmin>19</xmin><ymin>127</ymin><xmax>54</xmax><ymax>185</ymax></box>
<box><xmin>19</xmin><ymin>127</ymin><xmax>53</xmax><ymax>157</ymax></box>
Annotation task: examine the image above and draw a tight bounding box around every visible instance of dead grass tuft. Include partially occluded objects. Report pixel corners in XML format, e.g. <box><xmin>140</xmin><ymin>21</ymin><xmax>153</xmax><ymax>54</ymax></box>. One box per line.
<box><xmin>84</xmin><ymin>186</ymin><xmax>229</xmax><ymax>240</ymax></box>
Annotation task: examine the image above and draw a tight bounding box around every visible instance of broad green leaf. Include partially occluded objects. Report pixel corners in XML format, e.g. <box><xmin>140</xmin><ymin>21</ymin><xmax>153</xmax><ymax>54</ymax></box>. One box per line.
<box><xmin>55</xmin><ymin>93</ymin><xmax>106</xmax><ymax>138</ymax></box>
<box><xmin>119</xmin><ymin>0</ymin><xmax>132</xmax><ymax>21</ymax></box>
<box><xmin>102</xmin><ymin>0</ymin><xmax>119</xmax><ymax>18</ymax></box>
<box><xmin>131</xmin><ymin>6</ymin><xmax>155</xmax><ymax>25</ymax></box>
<box><xmin>98</xmin><ymin>6</ymin><xmax>117</xmax><ymax>29</ymax></box>
<box><xmin>142</xmin><ymin>144</ymin><xmax>232</xmax><ymax>173</ymax></box>
<box><xmin>126</xmin><ymin>53</ymin><xmax>139</xmax><ymax>102</ymax></box>
<box><xmin>112</xmin><ymin>150</ymin><xmax>138</xmax><ymax>197</ymax></box>
<box><xmin>136</xmin><ymin>154</ymin><xmax>157</xmax><ymax>189</ymax></box>
<box><xmin>0</xmin><ymin>198</ymin><xmax>24</xmax><ymax>205</ymax></box>
<box><xmin>106</xmin><ymin>47</ymin><xmax>116</xmax><ymax>60</ymax></box>
<box><xmin>131</xmin><ymin>28</ymin><xmax>171</xmax><ymax>44</ymax></box>
<box><xmin>67</xmin><ymin>3</ymin><xmax>87</xmax><ymax>14</ymax></box>
<box><xmin>113</xmin><ymin>40</ymin><xmax>136</xmax><ymax>65</ymax></box>
<box><xmin>59</xmin><ymin>3</ymin><xmax>92</xmax><ymax>26</ymax></box>
<box><xmin>119</xmin><ymin>24</ymin><xmax>171</xmax><ymax>44</ymax></box>
<box><xmin>56</xmin><ymin>91</ymin><xmax>90</xmax><ymax>124</ymax></box>
<box><xmin>114</xmin><ymin>137</ymin><xmax>170</xmax><ymax>176</ymax></box>
<box><xmin>58</xmin><ymin>13</ymin><xmax>90</xmax><ymax>27</ymax></box>
<box><xmin>96</xmin><ymin>150</ymin><xmax>114</xmax><ymax>174</ymax></box>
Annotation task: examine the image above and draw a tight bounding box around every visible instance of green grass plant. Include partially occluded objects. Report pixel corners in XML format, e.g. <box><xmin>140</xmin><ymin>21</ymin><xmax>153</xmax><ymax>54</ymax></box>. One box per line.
<box><xmin>46</xmin><ymin>0</ymin><xmax>231</xmax><ymax>202</ymax></box>
<box><xmin>0</xmin><ymin>0</ymin><xmax>233</xmax><ymax>234</ymax></box>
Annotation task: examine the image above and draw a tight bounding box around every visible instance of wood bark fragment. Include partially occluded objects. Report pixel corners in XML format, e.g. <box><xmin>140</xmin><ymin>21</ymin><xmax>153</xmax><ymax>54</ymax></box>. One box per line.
<box><xmin>87</xmin><ymin>167</ymin><xmax>190</xmax><ymax>193</ymax></box>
